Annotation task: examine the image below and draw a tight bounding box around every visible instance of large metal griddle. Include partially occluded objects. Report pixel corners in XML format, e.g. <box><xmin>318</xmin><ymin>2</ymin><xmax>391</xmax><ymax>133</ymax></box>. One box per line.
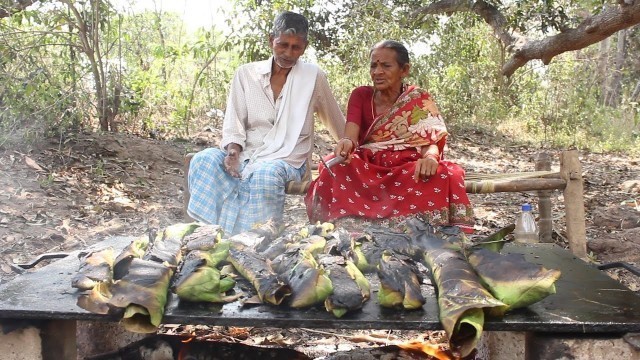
<box><xmin>1</xmin><ymin>236</ymin><xmax>639</xmax><ymax>333</ymax></box>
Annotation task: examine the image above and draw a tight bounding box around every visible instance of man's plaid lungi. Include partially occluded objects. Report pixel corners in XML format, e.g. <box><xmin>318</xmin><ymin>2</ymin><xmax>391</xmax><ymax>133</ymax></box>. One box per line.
<box><xmin>187</xmin><ymin>148</ymin><xmax>305</xmax><ymax>235</ymax></box>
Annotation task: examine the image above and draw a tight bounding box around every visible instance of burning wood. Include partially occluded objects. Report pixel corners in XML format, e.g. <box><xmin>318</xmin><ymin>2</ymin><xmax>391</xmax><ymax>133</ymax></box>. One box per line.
<box><xmin>396</xmin><ymin>340</ymin><xmax>455</xmax><ymax>360</ymax></box>
<box><xmin>84</xmin><ymin>335</ymin><xmax>311</xmax><ymax>360</ymax></box>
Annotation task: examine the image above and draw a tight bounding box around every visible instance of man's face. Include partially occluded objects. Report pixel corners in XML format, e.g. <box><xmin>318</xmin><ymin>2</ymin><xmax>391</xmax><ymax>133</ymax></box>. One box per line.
<box><xmin>269</xmin><ymin>33</ymin><xmax>308</xmax><ymax>69</ymax></box>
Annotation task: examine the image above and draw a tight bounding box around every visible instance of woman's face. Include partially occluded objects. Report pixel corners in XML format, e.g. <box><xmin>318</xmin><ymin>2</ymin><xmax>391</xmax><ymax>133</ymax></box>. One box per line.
<box><xmin>369</xmin><ymin>47</ymin><xmax>409</xmax><ymax>92</ymax></box>
<box><xmin>269</xmin><ymin>33</ymin><xmax>308</xmax><ymax>69</ymax></box>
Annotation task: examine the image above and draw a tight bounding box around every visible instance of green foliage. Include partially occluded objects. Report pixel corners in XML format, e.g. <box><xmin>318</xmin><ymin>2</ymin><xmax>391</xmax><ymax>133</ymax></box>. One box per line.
<box><xmin>0</xmin><ymin>0</ymin><xmax>638</xmax><ymax>155</ymax></box>
<box><xmin>416</xmin><ymin>14</ymin><xmax>508</xmax><ymax>124</ymax></box>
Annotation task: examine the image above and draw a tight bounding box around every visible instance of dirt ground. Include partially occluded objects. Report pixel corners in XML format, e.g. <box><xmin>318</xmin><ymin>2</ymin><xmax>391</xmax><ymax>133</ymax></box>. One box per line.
<box><xmin>1</xmin><ymin>126</ymin><xmax>639</xmax><ymax>356</ymax></box>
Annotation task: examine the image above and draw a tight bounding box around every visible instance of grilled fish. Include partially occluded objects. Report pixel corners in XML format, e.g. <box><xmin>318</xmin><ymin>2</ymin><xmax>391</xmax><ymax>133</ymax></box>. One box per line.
<box><xmin>377</xmin><ymin>251</ymin><xmax>425</xmax><ymax>309</ymax></box>
<box><xmin>72</xmin><ymin>247</ymin><xmax>115</xmax><ymax>290</ymax></box>
<box><xmin>228</xmin><ymin>248</ymin><xmax>291</xmax><ymax>305</ymax></box>
<box><xmin>321</xmin><ymin>256</ymin><xmax>370</xmax><ymax>318</ymax></box>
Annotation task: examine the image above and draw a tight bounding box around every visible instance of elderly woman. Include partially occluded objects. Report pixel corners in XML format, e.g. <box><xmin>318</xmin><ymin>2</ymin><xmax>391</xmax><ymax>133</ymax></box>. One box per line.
<box><xmin>305</xmin><ymin>40</ymin><xmax>474</xmax><ymax>233</ymax></box>
<box><xmin>187</xmin><ymin>11</ymin><xmax>345</xmax><ymax>235</ymax></box>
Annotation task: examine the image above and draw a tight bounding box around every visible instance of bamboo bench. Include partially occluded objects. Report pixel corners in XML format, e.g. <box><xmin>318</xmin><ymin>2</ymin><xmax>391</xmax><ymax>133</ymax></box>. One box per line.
<box><xmin>183</xmin><ymin>150</ymin><xmax>587</xmax><ymax>258</ymax></box>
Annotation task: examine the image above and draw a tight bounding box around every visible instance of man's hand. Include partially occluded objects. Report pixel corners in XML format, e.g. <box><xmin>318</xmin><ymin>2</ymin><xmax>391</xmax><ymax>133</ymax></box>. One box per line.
<box><xmin>414</xmin><ymin>157</ymin><xmax>439</xmax><ymax>182</ymax></box>
<box><xmin>224</xmin><ymin>147</ymin><xmax>241</xmax><ymax>178</ymax></box>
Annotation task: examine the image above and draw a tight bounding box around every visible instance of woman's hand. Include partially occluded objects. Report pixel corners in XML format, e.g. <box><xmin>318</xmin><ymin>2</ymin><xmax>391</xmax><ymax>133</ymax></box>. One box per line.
<box><xmin>334</xmin><ymin>137</ymin><xmax>356</xmax><ymax>160</ymax></box>
<box><xmin>224</xmin><ymin>147</ymin><xmax>241</xmax><ymax>178</ymax></box>
<box><xmin>414</xmin><ymin>156</ymin><xmax>439</xmax><ymax>182</ymax></box>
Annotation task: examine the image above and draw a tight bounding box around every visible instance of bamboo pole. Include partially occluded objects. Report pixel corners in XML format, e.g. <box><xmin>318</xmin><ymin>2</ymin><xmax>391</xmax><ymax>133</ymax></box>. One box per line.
<box><xmin>464</xmin><ymin>178</ymin><xmax>566</xmax><ymax>194</ymax></box>
<box><xmin>560</xmin><ymin>150</ymin><xmax>587</xmax><ymax>258</ymax></box>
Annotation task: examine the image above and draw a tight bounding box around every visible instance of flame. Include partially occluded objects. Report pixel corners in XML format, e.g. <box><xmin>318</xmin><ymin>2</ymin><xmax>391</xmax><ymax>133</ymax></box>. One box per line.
<box><xmin>397</xmin><ymin>340</ymin><xmax>454</xmax><ymax>360</ymax></box>
<box><xmin>177</xmin><ymin>343</ymin><xmax>191</xmax><ymax>360</ymax></box>
<box><xmin>181</xmin><ymin>336</ymin><xmax>194</xmax><ymax>343</ymax></box>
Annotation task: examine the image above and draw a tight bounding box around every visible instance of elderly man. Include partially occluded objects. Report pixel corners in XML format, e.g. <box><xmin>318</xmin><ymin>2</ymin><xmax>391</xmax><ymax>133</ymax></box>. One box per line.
<box><xmin>187</xmin><ymin>11</ymin><xmax>345</xmax><ymax>235</ymax></box>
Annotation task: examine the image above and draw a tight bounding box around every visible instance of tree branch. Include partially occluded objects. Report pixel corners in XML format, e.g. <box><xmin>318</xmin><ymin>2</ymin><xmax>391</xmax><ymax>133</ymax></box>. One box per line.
<box><xmin>414</xmin><ymin>0</ymin><xmax>640</xmax><ymax>77</ymax></box>
<box><xmin>413</xmin><ymin>0</ymin><xmax>515</xmax><ymax>47</ymax></box>
<box><xmin>502</xmin><ymin>2</ymin><xmax>640</xmax><ymax>77</ymax></box>
<box><xmin>0</xmin><ymin>0</ymin><xmax>38</xmax><ymax>19</ymax></box>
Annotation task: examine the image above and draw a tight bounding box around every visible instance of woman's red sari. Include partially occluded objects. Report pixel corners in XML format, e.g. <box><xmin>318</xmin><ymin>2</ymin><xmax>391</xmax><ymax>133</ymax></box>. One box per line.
<box><xmin>305</xmin><ymin>85</ymin><xmax>474</xmax><ymax>233</ymax></box>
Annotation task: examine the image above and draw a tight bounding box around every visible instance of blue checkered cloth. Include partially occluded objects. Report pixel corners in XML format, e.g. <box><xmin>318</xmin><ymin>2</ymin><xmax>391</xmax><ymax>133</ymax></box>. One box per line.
<box><xmin>187</xmin><ymin>148</ymin><xmax>305</xmax><ymax>235</ymax></box>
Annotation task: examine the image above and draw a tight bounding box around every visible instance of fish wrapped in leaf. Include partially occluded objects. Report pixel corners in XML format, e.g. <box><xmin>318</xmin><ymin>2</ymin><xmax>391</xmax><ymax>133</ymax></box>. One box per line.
<box><xmin>108</xmin><ymin>258</ymin><xmax>173</xmax><ymax>333</ymax></box>
<box><xmin>423</xmin><ymin>248</ymin><xmax>507</xmax><ymax>359</ymax></box>
<box><xmin>258</xmin><ymin>235</ymin><xmax>292</xmax><ymax>260</ymax></box>
<box><xmin>172</xmin><ymin>244</ymin><xmax>239</xmax><ymax>303</ymax></box>
<box><xmin>72</xmin><ymin>247</ymin><xmax>115</xmax><ymax>290</ymax></box>
<box><xmin>285</xmin><ymin>250</ymin><xmax>333</xmax><ymax>308</ymax></box>
<box><xmin>182</xmin><ymin>224</ymin><xmax>225</xmax><ymax>251</ymax></box>
<box><xmin>76</xmin><ymin>281</ymin><xmax>112</xmax><ymax>314</ymax></box>
<box><xmin>404</xmin><ymin>218</ymin><xmax>456</xmax><ymax>252</ymax></box>
<box><xmin>442</xmin><ymin>224</ymin><xmax>515</xmax><ymax>255</ymax></box>
<box><xmin>377</xmin><ymin>251</ymin><xmax>425</xmax><ymax>310</ymax></box>
<box><xmin>471</xmin><ymin>224</ymin><xmax>515</xmax><ymax>253</ymax></box>
<box><xmin>351</xmin><ymin>236</ymin><xmax>384</xmax><ymax>273</ymax></box>
<box><xmin>143</xmin><ymin>223</ymin><xmax>199</xmax><ymax>266</ymax></box>
<box><xmin>228</xmin><ymin>248</ymin><xmax>291</xmax><ymax>305</ymax></box>
<box><xmin>176</xmin><ymin>242</ymin><xmax>230</xmax><ymax>282</ymax></box>
<box><xmin>173</xmin><ymin>259</ymin><xmax>238</xmax><ymax>303</ymax></box>
<box><xmin>323</xmin><ymin>228</ymin><xmax>353</xmax><ymax>257</ymax></box>
<box><xmin>269</xmin><ymin>237</ymin><xmax>325</xmax><ymax>273</ymax></box>
<box><xmin>298</xmin><ymin>222</ymin><xmax>335</xmax><ymax>239</ymax></box>
<box><xmin>121</xmin><ymin>304</ymin><xmax>158</xmax><ymax>334</ymax></box>
<box><xmin>466</xmin><ymin>247</ymin><xmax>561</xmax><ymax>316</ymax></box>
<box><xmin>259</xmin><ymin>233</ymin><xmax>327</xmax><ymax>262</ymax></box>
<box><xmin>286</xmin><ymin>235</ymin><xmax>326</xmax><ymax>256</ymax></box>
<box><xmin>367</xmin><ymin>227</ymin><xmax>424</xmax><ymax>260</ymax></box>
<box><xmin>113</xmin><ymin>234</ymin><xmax>151</xmax><ymax>280</ymax></box>
<box><xmin>321</xmin><ymin>256</ymin><xmax>370</xmax><ymax>318</ymax></box>
<box><xmin>228</xmin><ymin>219</ymin><xmax>283</xmax><ymax>248</ymax></box>
<box><xmin>269</xmin><ymin>248</ymin><xmax>304</xmax><ymax>275</ymax></box>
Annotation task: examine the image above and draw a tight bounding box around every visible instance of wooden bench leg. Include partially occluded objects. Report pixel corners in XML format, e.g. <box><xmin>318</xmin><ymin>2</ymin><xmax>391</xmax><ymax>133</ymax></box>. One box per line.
<box><xmin>560</xmin><ymin>150</ymin><xmax>587</xmax><ymax>258</ymax></box>
<box><xmin>42</xmin><ymin>320</ymin><xmax>76</xmax><ymax>360</ymax></box>
<box><xmin>536</xmin><ymin>152</ymin><xmax>553</xmax><ymax>243</ymax></box>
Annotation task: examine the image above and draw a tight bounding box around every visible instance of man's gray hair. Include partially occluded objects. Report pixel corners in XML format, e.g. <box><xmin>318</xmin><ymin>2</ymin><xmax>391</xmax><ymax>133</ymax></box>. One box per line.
<box><xmin>271</xmin><ymin>11</ymin><xmax>309</xmax><ymax>41</ymax></box>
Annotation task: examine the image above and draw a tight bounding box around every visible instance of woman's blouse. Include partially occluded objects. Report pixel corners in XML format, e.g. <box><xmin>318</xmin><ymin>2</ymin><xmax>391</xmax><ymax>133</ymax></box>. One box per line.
<box><xmin>346</xmin><ymin>86</ymin><xmax>376</xmax><ymax>145</ymax></box>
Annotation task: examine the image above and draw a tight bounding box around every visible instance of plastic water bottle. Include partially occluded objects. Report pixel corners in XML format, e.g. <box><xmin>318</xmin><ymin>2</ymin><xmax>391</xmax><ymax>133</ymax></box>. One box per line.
<box><xmin>514</xmin><ymin>203</ymin><xmax>539</xmax><ymax>243</ymax></box>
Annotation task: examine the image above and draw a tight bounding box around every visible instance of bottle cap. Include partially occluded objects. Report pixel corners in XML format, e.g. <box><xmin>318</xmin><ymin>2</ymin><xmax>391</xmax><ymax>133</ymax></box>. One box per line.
<box><xmin>522</xmin><ymin>203</ymin><xmax>532</xmax><ymax>211</ymax></box>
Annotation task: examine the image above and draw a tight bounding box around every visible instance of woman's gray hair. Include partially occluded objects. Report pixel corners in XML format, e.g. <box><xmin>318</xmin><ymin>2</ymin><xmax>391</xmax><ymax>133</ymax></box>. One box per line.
<box><xmin>371</xmin><ymin>40</ymin><xmax>410</xmax><ymax>67</ymax></box>
<box><xmin>270</xmin><ymin>11</ymin><xmax>309</xmax><ymax>41</ymax></box>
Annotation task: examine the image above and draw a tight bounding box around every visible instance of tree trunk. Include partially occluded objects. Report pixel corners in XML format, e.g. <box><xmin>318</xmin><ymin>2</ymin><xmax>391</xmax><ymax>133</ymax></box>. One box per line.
<box><xmin>63</xmin><ymin>0</ymin><xmax>121</xmax><ymax>132</ymax></box>
<box><xmin>632</xmin><ymin>79</ymin><xmax>640</xmax><ymax>102</ymax></box>
<box><xmin>152</xmin><ymin>5</ymin><xmax>167</xmax><ymax>82</ymax></box>
<box><xmin>604</xmin><ymin>29</ymin><xmax>627</xmax><ymax>107</ymax></box>
<box><xmin>598</xmin><ymin>36</ymin><xmax>610</xmax><ymax>104</ymax></box>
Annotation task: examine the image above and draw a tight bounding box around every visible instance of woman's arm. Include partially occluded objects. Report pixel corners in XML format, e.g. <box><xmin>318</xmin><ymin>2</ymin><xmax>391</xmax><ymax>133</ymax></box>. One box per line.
<box><xmin>335</xmin><ymin>122</ymin><xmax>360</xmax><ymax>158</ymax></box>
<box><xmin>334</xmin><ymin>87</ymin><xmax>369</xmax><ymax>158</ymax></box>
